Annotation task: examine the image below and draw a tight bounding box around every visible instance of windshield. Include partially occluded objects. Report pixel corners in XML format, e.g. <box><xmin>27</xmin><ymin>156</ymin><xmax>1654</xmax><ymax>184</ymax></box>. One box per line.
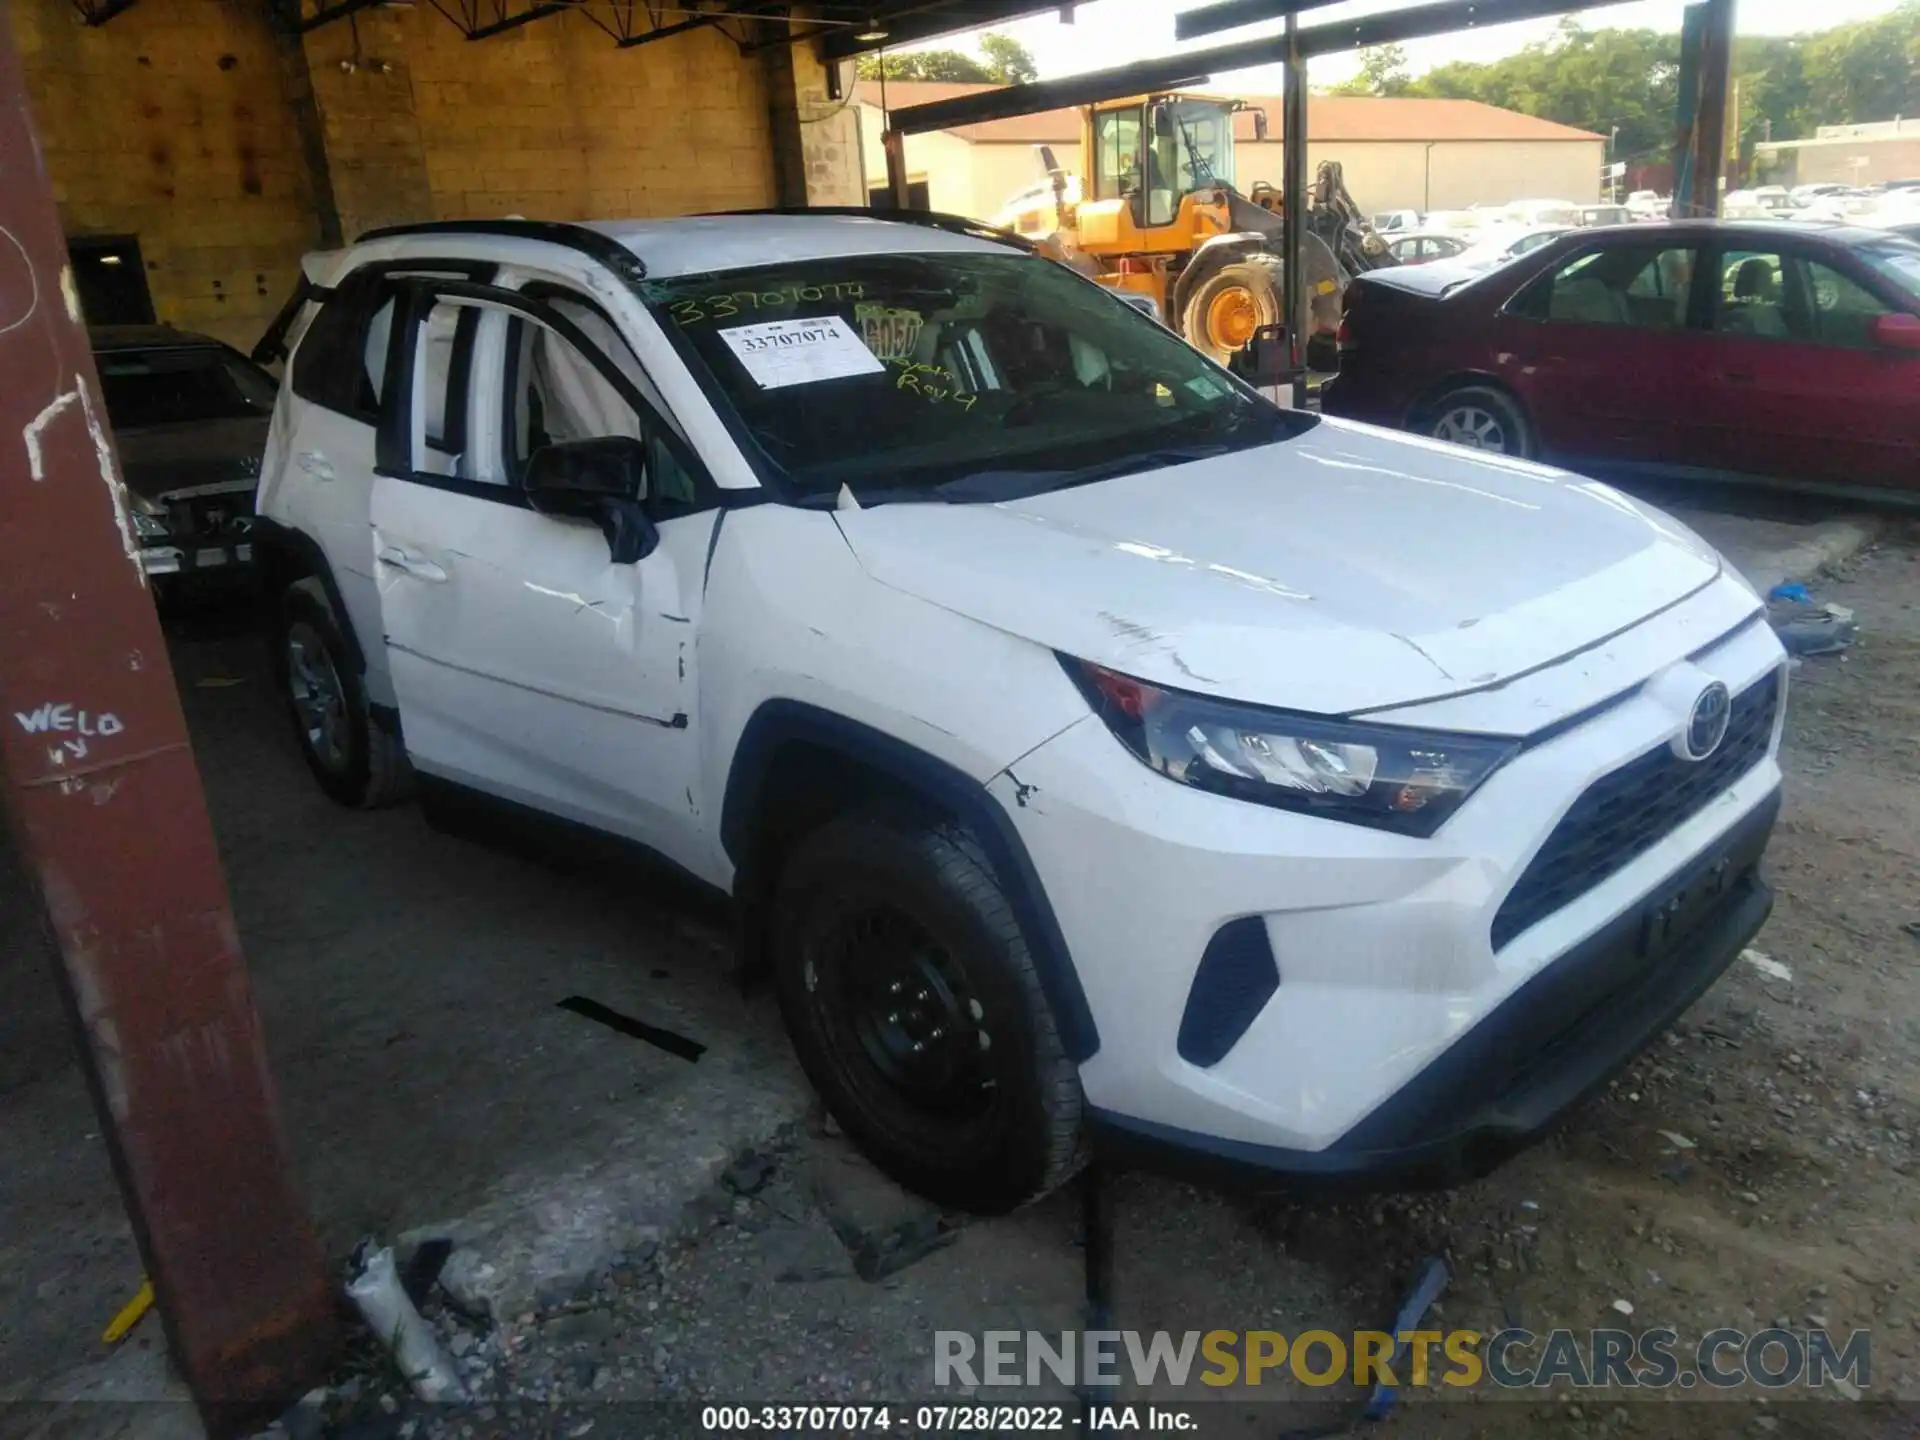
<box><xmin>98</xmin><ymin>346</ymin><xmax>276</xmax><ymax>429</ymax></box>
<box><xmin>644</xmin><ymin>252</ymin><xmax>1307</xmax><ymax>503</ymax></box>
<box><xmin>1159</xmin><ymin>99</ymin><xmax>1233</xmax><ymax>194</ymax></box>
<box><xmin>1861</xmin><ymin>242</ymin><xmax>1920</xmax><ymax>299</ymax></box>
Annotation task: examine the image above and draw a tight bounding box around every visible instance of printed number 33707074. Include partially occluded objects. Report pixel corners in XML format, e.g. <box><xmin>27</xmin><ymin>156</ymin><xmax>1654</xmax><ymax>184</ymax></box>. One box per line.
<box><xmin>735</xmin><ymin>325</ymin><xmax>839</xmax><ymax>353</ymax></box>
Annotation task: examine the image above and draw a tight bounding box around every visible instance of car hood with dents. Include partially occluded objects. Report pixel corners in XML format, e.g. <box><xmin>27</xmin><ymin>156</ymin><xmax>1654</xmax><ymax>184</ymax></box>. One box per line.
<box><xmin>113</xmin><ymin>417</ymin><xmax>269</xmax><ymax>501</ymax></box>
<box><xmin>833</xmin><ymin>418</ymin><xmax>1723</xmax><ymax>718</ymax></box>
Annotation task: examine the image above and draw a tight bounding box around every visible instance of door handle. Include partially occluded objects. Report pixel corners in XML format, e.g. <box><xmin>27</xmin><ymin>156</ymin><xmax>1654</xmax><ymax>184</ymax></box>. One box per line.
<box><xmin>296</xmin><ymin>450</ymin><xmax>336</xmax><ymax>481</ymax></box>
<box><xmin>377</xmin><ymin>546</ymin><xmax>448</xmax><ymax>583</ymax></box>
<box><xmin>1725</xmin><ymin>371</ymin><xmax>1756</xmax><ymax>384</ymax></box>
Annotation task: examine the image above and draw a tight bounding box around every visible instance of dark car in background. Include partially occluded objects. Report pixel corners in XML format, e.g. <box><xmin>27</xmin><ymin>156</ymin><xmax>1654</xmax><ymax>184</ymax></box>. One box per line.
<box><xmin>94</xmin><ymin>326</ymin><xmax>277</xmax><ymax>599</ymax></box>
<box><xmin>1323</xmin><ymin>221</ymin><xmax>1920</xmax><ymax>497</ymax></box>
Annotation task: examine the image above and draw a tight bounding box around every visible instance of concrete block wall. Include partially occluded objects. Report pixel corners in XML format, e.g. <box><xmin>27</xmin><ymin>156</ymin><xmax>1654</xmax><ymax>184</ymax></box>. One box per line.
<box><xmin>11</xmin><ymin>0</ymin><xmax>326</xmax><ymax>349</ymax></box>
<box><xmin>298</xmin><ymin>6</ymin><xmax>779</xmax><ymax>228</ymax></box>
<box><xmin>11</xmin><ymin>0</ymin><xmax>796</xmax><ymax>349</ymax></box>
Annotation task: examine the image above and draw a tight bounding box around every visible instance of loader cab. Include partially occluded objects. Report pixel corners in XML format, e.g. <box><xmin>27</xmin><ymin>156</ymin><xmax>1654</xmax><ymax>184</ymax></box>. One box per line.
<box><xmin>1087</xmin><ymin>94</ymin><xmax>1237</xmax><ymax>232</ymax></box>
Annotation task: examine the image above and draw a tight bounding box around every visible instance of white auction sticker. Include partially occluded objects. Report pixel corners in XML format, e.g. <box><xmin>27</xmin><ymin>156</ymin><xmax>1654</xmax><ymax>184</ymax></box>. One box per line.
<box><xmin>718</xmin><ymin>315</ymin><xmax>885</xmax><ymax>390</ymax></box>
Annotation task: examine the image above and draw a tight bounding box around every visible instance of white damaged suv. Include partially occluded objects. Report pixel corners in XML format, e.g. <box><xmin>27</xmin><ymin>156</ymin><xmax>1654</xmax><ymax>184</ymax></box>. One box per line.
<box><xmin>253</xmin><ymin>212</ymin><xmax>1786</xmax><ymax>1211</ymax></box>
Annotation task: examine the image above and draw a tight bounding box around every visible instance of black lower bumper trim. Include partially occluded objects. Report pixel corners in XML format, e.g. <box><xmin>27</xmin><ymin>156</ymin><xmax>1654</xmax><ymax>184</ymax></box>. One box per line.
<box><xmin>1091</xmin><ymin>788</ymin><xmax>1779</xmax><ymax>1193</ymax></box>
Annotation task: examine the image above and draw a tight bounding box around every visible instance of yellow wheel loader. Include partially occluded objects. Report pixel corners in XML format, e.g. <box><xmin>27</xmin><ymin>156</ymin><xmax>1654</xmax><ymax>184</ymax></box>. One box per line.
<box><xmin>990</xmin><ymin>93</ymin><xmax>1391</xmax><ymax>366</ymax></box>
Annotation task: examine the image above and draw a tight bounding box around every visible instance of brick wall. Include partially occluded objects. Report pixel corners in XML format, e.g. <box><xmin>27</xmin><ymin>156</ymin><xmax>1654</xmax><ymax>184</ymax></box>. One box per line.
<box><xmin>11</xmin><ymin>0</ymin><xmax>326</xmax><ymax>349</ymax></box>
<box><xmin>299</xmin><ymin>6</ymin><xmax>779</xmax><ymax>229</ymax></box>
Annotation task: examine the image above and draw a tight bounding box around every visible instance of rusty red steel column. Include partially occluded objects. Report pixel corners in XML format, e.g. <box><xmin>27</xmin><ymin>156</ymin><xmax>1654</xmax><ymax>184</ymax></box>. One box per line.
<box><xmin>0</xmin><ymin>24</ymin><xmax>336</xmax><ymax>1434</ymax></box>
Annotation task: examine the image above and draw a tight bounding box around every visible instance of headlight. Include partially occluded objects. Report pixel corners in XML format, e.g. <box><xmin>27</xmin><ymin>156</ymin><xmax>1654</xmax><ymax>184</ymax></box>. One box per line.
<box><xmin>1063</xmin><ymin>657</ymin><xmax>1519</xmax><ymax>838</ymax></box>
<box><xmin>130</xmin><ymin>494</ymin><xmax>169</xmax><ymax>541</ymax></box>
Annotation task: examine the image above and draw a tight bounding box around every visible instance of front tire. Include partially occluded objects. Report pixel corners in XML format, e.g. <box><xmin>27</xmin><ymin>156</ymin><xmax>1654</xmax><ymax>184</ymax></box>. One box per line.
<box><xmin>276</xmin><ymin>578</ymin><xmax>412</xmax><ymax>809</ymax></box>
<box><xmin>1182</xmin><ymin>259</ymin><xmax>1281</xmax><ymax>364</ymax></box>
<box><xmin>1425</xmin><ymin>385</ymin><xmax>1533</xmax><ymax>458</ymax></box>
<box><xmin>770</xmin><ymin>809</ymin><xmax>1084</xmax><ymax>1212</ymax></box>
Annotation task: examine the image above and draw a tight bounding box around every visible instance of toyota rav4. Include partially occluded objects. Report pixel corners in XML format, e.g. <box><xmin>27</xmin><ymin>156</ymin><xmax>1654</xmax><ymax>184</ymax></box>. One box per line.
<box><xmin>252</xmin><ymin>212</ymin><xmax>1786</xmax><ymax>1212</ymax></box>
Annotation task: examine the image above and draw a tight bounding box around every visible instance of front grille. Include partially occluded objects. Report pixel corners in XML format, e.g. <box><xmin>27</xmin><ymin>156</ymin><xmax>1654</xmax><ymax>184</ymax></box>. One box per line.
<box><xmin>168</xmin><ymin>489</ymin><xmax>256</xmax><ymax>540</ymax></box>
<box><xmin>1491</xmin><ymin>671</ymin><xmax>1780</xmax><ymax>951</ymax></box>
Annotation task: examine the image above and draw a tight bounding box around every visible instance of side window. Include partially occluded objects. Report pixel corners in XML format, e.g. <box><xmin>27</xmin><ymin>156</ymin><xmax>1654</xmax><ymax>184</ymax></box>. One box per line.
<box><xmin>1512</xmin><ymin>245</ymin><xmax>1697</xmax><ymax>328</ymax></box>
<box><xmin>1091</xmin><ymin>107</ymin><xmax>1142</xmax><ymax>202</ymax></box>
<box><xmin>504</xmin><ymin>316</ymin><xmax>701</xmax><ymax>514</ymax></box>
<box><xmin>410</xmin><ymin>301</ymin><xmax>479</xmax><ymax>479</ymax></box>
<box><xmin>291</xmin><ymin>264</ymin><xmax>488</xmax><ymax>422</ymax></box>
<box><xmin>289</xmin><ymin>270</ymin><xmax>390</xmax><ymax>418</ymax></box>
<box><xmin>1713</xmin><ymin>250</ymin><xmax>1795</xmax><ymax>342</ymax></box>
<box><xmin>1804</xmin><ymin>260</ymin><xmax>1890</xmax><ymax>349</ymax></box>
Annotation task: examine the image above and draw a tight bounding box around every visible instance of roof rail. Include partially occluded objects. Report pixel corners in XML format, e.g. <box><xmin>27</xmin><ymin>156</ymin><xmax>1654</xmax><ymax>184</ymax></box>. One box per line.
<box><xmin>354</xmin><ymin>219</ymin><xmax>649</xmax><ymax>282</ymax></box>
<box><xmin>697</xmin><ymin>205</ymin><xmax>1038</xmax><ymax>253</ymax></box>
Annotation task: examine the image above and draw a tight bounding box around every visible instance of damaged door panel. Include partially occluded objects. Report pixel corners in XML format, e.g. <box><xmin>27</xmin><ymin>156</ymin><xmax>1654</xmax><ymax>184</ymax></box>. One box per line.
<box><xmin>369</xmin><ymin>280</ymin><xmax>718</xmax><ymax>873</ymax></box>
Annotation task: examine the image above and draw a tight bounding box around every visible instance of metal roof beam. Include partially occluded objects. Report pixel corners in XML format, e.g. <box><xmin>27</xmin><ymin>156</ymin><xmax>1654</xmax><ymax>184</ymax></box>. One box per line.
<box><xmin>272</xmin><ymin>0</ymin><xmax>387</xmax><ymax>35</ymax></box>
<box><xmin>884</xmin><ymin>29</ymin><xmax>1282</xmax><ymax>132</ymax></box>
<box><xmin>887</xmin><ymin>0</ymin><xmax>1606</xmax><ymax>132</ymax></box>
<box><xmin>1294</xmin><ymin>0</ymin><xmax>1600</xmax><ymax>58</ymax></box>
<box><xmin>819</xmin><ymin>1</ymin><xmax>1064</xmax><ymax>61</ymax></box>
<box><xmin>1174</xmin><ymin>0</ymin><xmax>1344</xmax><ymax>43</ymax></box>
<box><xmin>71</xmin><ymin>0</ymin><xmax>140</xmax><ymax>25</ymax></box>
<box><xmin>462</xmin><ymin>1</ymin><xmax>571</xmax><ymax>40</ymax></box>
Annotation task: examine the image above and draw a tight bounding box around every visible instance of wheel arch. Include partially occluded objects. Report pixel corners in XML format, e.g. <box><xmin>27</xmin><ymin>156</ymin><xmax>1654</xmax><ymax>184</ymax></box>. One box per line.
<box><xmin>719</xmin><ymin>699</ymin><xmax>1100</xmax><ymax>1064</ymax></box>
<box><xmin>1171</xmin><ymin>233</ymin><xmax>1274</xmax><ymax>324</ymax></box>
<box><xmin>1407</xmin><ymin>370</ymin><xmax>1530</xmax><ymax>433</ymax></box>
<box><xmin>251</xmin><ymin>517</ymin><xmax>367</xmax><ymax>676</ymax></box>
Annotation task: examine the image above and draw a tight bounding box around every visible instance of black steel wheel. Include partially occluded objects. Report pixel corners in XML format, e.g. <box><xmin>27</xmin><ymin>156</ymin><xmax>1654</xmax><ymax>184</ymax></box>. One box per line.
<box><xmin>771</xmin><ymin>809</ymin><xmax>1083</xmax><ymax>1212</ymax></box>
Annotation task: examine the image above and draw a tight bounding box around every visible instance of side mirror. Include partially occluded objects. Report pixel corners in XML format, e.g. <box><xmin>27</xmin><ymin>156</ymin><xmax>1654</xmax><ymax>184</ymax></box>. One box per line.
<box><xmin>1252</xmin><ymin>109</ymin><xmax>1269</xmax><ymax>142</ymax></box>
<box><xmin>1873</xmin><ymin>313</ymin><xmax>1920</xmax><ymax>352</ymax></box>
<box><xmin>524</xmin><ymin>436</ymin><xmax>658</xmax><ymax>564</ymax></box>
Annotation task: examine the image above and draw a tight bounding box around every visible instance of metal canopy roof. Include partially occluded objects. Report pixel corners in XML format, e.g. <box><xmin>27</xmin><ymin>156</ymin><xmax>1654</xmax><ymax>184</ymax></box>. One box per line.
<box><xmin>886</xmin><ymin>0</ymin><xmax>1602</xmax><ymax>134</ymax></box>
<box><xmin>72</xmin><ymin>0</ymin><xmax>1066</xmax><ymax>54</ymax></box>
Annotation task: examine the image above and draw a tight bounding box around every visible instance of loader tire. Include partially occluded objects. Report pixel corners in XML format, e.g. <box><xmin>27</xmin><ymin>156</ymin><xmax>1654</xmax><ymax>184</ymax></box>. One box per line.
<box><xmin>1182</xmin><ymin>260</ymin><xmax>1281</xmax><ymax>364</ymax></box>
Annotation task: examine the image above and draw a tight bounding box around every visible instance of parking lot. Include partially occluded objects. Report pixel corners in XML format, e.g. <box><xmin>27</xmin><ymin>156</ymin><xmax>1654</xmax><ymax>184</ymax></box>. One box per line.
<box><xmin>1</xmin><ymin>486</ymin><xmax>1912</xmax><ymax>1431</ymax></box>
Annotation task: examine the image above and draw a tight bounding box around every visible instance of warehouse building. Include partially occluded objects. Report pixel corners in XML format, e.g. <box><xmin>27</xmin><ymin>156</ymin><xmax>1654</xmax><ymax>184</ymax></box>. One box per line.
<box><xmin>1756</xmin><ymin>118</ymin><xmax>1920</xmax><ymax>189</ymax></box>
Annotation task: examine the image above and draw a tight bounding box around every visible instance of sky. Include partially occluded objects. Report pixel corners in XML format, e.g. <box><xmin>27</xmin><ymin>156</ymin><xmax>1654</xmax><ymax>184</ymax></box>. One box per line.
<box><xmin>918</xmin><ymin>0</ymin><xmax>1907</xmax><ymax>93</ymax></box>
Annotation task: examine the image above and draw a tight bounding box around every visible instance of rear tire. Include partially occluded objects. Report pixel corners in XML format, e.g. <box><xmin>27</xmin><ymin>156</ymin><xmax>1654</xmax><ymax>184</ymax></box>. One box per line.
<box><xmin>770</xmin><ymin>808</ymin><xmax>1084</xmax><ymax>1212</ymax></box>
<box><xmin>1182</xmin><ymin>260</ymin><xmax>1281</xmax><ymax>364</ymax></box>
<box><xmin>276</xmin><ymin>578</ymin><xmax>413</xmax><ymax>809</ymax></box>
<box><xmin>1424</xmin><ymin>385</ymin><xmax>1534</xmax><ymax>459</ymax></box>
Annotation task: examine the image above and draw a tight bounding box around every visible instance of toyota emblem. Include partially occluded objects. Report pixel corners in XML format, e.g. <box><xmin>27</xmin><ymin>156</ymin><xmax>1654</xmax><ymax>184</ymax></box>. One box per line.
<box><xmin>1682</xmin><ymin>681</ymin><xmax>1732</xmax><ymax>761</ymax></box>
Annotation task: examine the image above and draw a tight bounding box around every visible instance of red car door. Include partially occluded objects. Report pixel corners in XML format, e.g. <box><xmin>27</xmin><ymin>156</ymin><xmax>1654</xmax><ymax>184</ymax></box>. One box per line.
<box><xmin>1496</xmin><ymin>239</ymin><xmax>1715</xmax><ymax>474</ymax></box>
<box><xmin>1695</xmin><ymin>242</ymin><xmax>1920</xmax><ymax>491</ymax></box>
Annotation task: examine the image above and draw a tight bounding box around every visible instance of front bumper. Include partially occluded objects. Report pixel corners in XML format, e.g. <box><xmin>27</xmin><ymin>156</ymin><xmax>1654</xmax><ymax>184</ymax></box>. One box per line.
<box><xmin>142</xmin><ymin>535</ymin><xmax>256</xmax><ymax>581</ymax></box>
<box><xmin>990</xmin><ymin>597</ymin><xmax>1785</xmax><ymax>1184</ymax></box>
<box><xmin>1090</xmin><ymin>787</ymin><xmax>1775</xmax><ymax>1191</ymax></box>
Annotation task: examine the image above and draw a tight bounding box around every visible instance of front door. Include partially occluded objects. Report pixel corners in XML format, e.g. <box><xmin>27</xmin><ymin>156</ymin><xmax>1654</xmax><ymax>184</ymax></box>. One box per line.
<box><xmin>1697</xmin><ymin>243</ymin><xmax>1920</xmax><ymax>490</ymax></box>
<box><xmin>368</xmin><ymin>282</ymin><xmax>720</xmax><ymax>872</ymax></box>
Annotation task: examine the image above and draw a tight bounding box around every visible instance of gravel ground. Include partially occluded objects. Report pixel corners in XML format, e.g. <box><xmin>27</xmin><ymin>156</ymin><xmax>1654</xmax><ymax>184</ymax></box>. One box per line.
<box><xmin>270</xmin><ymin>526</ymin><xmax>1920</xmax><ymax>1440</ymax></box>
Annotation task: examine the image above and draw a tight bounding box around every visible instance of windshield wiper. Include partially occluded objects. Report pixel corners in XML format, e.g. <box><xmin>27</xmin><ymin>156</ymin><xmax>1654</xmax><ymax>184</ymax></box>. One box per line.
<box><xmin>933</xmin><ymin>445</ymin><xmax>1229</xmax><ymax>504</ymax></box>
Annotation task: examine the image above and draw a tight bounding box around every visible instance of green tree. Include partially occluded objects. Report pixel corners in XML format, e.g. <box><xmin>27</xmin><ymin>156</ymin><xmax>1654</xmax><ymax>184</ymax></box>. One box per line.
<box><xmin>978</xmin><ymin>33</ymin><xmax>1039</xmax><ymax>85</ymax></box>
<box><xmin>856</xmin><ymin>49</ymin><xmax>992</xmax><ymax>82</ymax></box>
<box><xmin>1799</xmin><ymin>2</ymin><xmax>1920</xmax><ymax>131</ymax></box>
<box><xmin>1407</xmin><ymin>21</ymin><xmax>1678</xmax><ymax>164</ymax></box>
<box><xmin>855</xmin><ymin>33</ymin><xmax>1039</xmax><ymax>85</ymax></box>
<box><xmin>1330</xmin><ymin>44</ymin><xmax>1412</xmax><ymax>97</ymax></box>
<box><xmin>1384</xmin><ymin>8</ymin><xmax>1919</xmax><ymax>167</ymax></box>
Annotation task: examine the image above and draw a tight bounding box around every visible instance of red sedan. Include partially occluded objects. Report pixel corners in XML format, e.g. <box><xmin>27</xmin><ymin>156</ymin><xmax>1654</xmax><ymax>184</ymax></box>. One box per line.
<box><xmin>1322</xmin><ymin>221</ymin><xmax>1920</xmax><ymax>495</ymax></box>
